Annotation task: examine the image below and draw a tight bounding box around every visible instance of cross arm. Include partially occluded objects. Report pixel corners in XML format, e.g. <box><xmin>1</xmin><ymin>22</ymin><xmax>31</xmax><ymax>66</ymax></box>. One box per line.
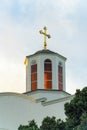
<box><xmin>39</xmin><ymin>30</ymin><xmax>51</xmax><ymax>38</ymax></box>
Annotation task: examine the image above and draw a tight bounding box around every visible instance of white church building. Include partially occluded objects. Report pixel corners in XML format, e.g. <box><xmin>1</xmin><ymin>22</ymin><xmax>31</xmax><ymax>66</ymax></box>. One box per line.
<box><xmin>0</xmin><ymin>27</ymin><xmax>74</xmax><ymax>130</ymax></box>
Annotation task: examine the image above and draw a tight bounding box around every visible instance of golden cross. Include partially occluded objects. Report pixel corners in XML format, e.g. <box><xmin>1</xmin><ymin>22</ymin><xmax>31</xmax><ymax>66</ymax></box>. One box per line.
<box><xmin>39</xmin><ymin>26</ymin><xmax>51</xmax><ymax>49</ymax></box>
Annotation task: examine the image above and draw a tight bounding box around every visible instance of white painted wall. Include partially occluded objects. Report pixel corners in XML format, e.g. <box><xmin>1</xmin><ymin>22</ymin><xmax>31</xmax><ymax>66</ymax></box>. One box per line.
<box><xmin>0</xmin><ymin>93</ymin><xmax>72</xmax><ymax>130</ymax></box>
<box><xmin>26</xmin><ymin>90</ymin><xmax>70</xmax><ymax>102</ymax></box>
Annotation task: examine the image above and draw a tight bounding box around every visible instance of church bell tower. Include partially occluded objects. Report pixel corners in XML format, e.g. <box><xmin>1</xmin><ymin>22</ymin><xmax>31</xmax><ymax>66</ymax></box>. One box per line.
<box><xmin>24</xmin><ymin>26</ymin><xmax>66</xmax><ymax>92</ymax></box>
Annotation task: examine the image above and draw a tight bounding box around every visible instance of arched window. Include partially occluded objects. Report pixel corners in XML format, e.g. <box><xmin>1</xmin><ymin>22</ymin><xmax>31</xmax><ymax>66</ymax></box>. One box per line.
<box><xmin>31</xmin><ymin>64</ymin><xmax>37</xmax><ymax>90</ymax></box>
<box><xmin>58</xmin><ymin>63</ymin><xmax>63</xmax><ymax>90</ymax></box>
<box><xmin>44</xmin><ymin>59</ymin><xmax>52</xmax><ymax>89</ymax></box>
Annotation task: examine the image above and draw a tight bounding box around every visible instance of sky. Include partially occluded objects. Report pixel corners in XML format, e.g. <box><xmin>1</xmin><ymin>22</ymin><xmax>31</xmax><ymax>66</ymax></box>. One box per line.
<box><xmin>0</xmin><ymin>0</ymin><xmax>87</xmax><ymax>94</ymax></box>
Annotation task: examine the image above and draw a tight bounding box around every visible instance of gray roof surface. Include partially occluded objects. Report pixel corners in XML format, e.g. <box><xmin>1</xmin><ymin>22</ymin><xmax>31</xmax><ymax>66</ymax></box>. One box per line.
<box><xmin>26</xmin><ymin>49</ymin><xmax>67</xmax><ymax>60</ymax></box>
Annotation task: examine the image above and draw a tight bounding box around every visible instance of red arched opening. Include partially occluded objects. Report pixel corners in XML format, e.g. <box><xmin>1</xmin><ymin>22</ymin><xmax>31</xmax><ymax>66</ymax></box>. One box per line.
<box><xmin>31</xmin><ymin>64</ymin><xmax>37</xmax><ymax>90</ymax></box>
<box><xmin>44</xmin><ymin>59</ymin><xmax>52</xmax><ymax>89</ymax></box>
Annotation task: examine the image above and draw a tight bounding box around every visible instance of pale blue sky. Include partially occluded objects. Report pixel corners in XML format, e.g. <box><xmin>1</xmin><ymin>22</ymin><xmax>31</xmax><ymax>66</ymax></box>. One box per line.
<box><xmin>0</xmin><ymin>0</ymin><xmax>87</xmax><ymax>94</ymax></box>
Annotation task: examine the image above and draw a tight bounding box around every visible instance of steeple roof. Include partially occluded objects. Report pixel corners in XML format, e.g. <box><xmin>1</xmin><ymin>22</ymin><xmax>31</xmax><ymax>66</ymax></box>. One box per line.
<box><xmin>26</xmin><ymin>49</ymin><xmax>67</xmax><ymax>60</ymax></box>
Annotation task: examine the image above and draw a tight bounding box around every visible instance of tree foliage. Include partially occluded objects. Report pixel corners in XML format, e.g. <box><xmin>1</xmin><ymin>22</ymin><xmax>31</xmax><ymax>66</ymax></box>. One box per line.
<box><xmin>18</xmin><ymin>120</ymin><xmax>39</xmax><ymax>130</ymax></box>
<box><xmin>76</xmin><ymin>112</ymin><xmax>87</xmax><ymax>130</ymax></box>
<box><xmin>40</xmin><ymin>116</ymin><xmax>57</xmax><ymax>130</ymax></box>
<box><xmin>40</xmin><ymin>116</ymin><xmax>65</xmax><ymax>130</ymax></box>
<box><xmin>64</xmin><ymin>87</ymin><xmax>87</xmax><ymax>130</ymax></box>
<box><xmin>18</xmin><ymin>117</ymin><xmax>65</xmax><ymax>130</ymax></box>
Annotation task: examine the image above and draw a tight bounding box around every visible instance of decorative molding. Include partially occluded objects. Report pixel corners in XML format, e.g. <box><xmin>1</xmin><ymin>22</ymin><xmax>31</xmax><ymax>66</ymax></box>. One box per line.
<box><xmin>41</xmin><ymin>95</ymin><xmax>74</xmax><ymax>106</ymax></box>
